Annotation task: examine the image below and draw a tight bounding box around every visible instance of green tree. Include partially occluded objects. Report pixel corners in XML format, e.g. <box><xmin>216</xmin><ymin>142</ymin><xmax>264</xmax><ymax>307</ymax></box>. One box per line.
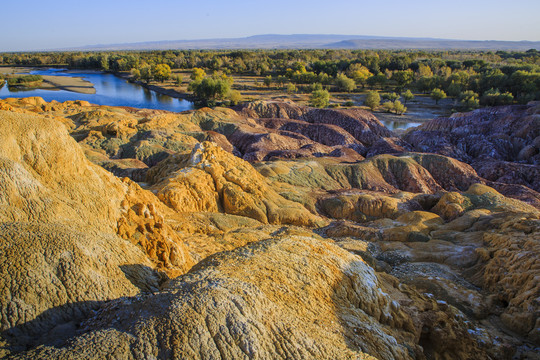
<box><xmin>481</xmin><ymin>88</ymin><xmax>514</xmax><ymax>106</ymax></box>
<box><xmin>364</xmin><ymin>91</ymin><xmax>380</xmax><ymax>111</ymax></box>
<box><xmin>310</xmin><ymin>89</ymin><xmax>330</xmax><ymax>108</ymax></box>
<box><xmin>498</xmin><ymin>91</ymin><xmax>514</xmax><ymax>105</ymax></box>
<box><xmin>175</xmin><ymin>74</ymin><xmax>183</xmax><ymax>86</ymax></box>
<box><xmin>393</xmin><ymin>100</ymin><xmax>407</xmax><ymax>115</ymax></box>
<box><xmin>392</xmin><ymin>69</ymin><xmax>413</xmax><ymax>90</ymax></box>
<box><xmin>382</xmin><ymin>92</ymin><xmax>399</xmax><ymax>101</ymax></box>
<box><xmin>188</xmin><ymin>76</ymin><xmax>231</xmax><ymax>106</ymax></box>
<box><xmin>347</xmin><ymin>63</ymin><xmax>372</xmax><ymax>88</ymax></box>
<box><xmin>447</xmin><ymin>82</ymin><xmax>462</xmax><ymax>97</ymax></box>
<box><xmin>335</xmin><ymin>73</ymin><xmax>356</xmax><ymax>92</ymax></box>
<box><xmin>382</xmin><ymin>101</ymin><xmax>394</xmax><ymax>113</ymax></box>
<box><xmin>276</xmin><ymin>75</ymin><xmax>288</xmax><ymax>87</ymax></box>
<box><xmin>139</xmin><ymin>65</ymin><xmax>152</xmax><ymax>83</ymax></box>
<box><xmin>402</xmin><ymin>89</ymin><xmax>414</xmax><ymax>104</ymax></box>
<box><xmin>416</xmin><ymin>76</ymin><xmax>436</xmax><ymax>93</ymax></box>
<box><xmin>100</xmin><ymin>55</ymin><xmax>109</xmax><ymax>71</ymax></box>
<box><xmin>286</xmin><ymin>83</ymin><xmax>297</xmax><ymax>94</ymax></box>
<box><xmin>430</xmin><ymin>88</ymin><xmax>447</xmax><ymax>104</ymax></box>
<box><xmin>459</xmin><ymin>90</ymin><xmax>480</xmax><ymax>110</ymax></box>
<box><xmin>415</xmin><ymin>63</ymin><xmax>433</xmax><ymax>80</ymax></box>
<box><xmin>130</xmin><ymin>68</ymin><xmax>141</xmax><ymax>80</ymax></box>
<box><xmin>367</xmin><ymin>74</ymin><xmax>387</xmax><ymax>89</ymax></box>
<box><xmin>310</xmin><ymin>83</ymin><xmax>323</xmax><ymax>92</ymax></box>
<box><xmin>228</xmin><ymin>90</ymin><xmax>242</xmax><ymax>105</ymax></box>
<box><xmin>263</xmin><ymin>75</ymin><xmax>272</xmax><ymax>87</ymax></box>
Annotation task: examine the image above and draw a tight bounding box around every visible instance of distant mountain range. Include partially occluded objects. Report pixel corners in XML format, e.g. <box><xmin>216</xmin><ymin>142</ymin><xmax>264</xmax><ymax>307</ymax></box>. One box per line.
<box><xmin>61</xmin><ymin>34</ymin><xmax>540</xmax><ymax>51</ymax></box>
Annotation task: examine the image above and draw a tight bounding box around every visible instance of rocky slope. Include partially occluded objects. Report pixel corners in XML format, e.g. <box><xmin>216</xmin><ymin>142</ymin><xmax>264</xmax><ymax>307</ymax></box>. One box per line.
<box><xmin>404</xmin><ymin>103</ymin><xmax>540</xmax><ymax>194</ymax></box>
<box><xmin>0</xmin><ymin>98</ymin><xmax>539</xmax><ymax>359</ymax></box>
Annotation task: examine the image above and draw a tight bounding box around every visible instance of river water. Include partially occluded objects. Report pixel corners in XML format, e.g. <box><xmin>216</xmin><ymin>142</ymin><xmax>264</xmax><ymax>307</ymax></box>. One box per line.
<box><xmin>1</xmin><ymin>68</ymin><xmax>421</xmax><ymax>130</ymax></box>
<box><xmin>380</xmin><ymin>120</ymin><xmax>422</xmax><ymax>130</ymax></box>
<box><xmin>0</xmin><ymin>68</ymin><xmax>194</xmax><ymax>112</ymax></box>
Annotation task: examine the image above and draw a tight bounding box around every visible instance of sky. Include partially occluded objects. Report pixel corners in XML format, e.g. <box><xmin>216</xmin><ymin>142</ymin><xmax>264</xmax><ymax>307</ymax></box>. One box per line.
<box><xmin>1</xmin><ymin>0</ymin><xmax>539</xmax><ymax>51</ymax></box>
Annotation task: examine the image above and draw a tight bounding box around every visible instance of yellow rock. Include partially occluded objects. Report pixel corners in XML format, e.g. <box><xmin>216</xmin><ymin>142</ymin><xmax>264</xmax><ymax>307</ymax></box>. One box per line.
<box><xmin>150</xmin><ymin>142</ymin><xmax>324</xmax><ymax>227</ymax></box>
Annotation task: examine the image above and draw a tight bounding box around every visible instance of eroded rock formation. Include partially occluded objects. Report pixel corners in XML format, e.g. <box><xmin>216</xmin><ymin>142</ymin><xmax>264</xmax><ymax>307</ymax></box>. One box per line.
<box><xmin>404</xmin><ymin>103</ymin><xmax>540</xmax><ymax>194</ymax></box>
<box><xmin>0</xmin><ymin>98</ymin><xmax>539</xmax><ymax>359</ymax></box>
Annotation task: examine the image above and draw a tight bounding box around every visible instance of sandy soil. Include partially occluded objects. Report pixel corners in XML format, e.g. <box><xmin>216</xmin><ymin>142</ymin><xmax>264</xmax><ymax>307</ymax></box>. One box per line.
<box><xmin>0</xmin><ymin>67</ymin><xmax>31</xmax><ymax>75</ymax></box>
<box><xmin>39</xmin><ymin>75</ymin><xmax>96</xmax><ymax>94</ymax></box>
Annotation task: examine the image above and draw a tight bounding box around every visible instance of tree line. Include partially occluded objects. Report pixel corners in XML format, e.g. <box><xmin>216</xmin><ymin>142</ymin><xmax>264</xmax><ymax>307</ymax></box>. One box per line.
<box><xmin>1</xmin><ymin>49</ymin><xmax>539</xmax><ymax>108</ymax></box>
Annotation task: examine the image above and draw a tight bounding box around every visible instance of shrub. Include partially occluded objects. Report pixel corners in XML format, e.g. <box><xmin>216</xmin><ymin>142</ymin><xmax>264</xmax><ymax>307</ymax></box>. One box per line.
<box><xmin>481</xmin><ymin>88</ymin><xmax>514</xmax><ymax>106</ymax></box>
<box><xmin>153</xmin><ymin>64</ymin><xmax>171</xmax><ymax>82</ymax></box>
<box><xmin>364</xmin><ymin>91</ymin><xmax>380</xmax><ymax>111</ymax></box>
<box><xmin>430</xmin><ymin>88</ymin><xmax>447</xmax><ymax>104</ymax></box>
<box><xmin>382</xmin><ymin>92</ymin><xmax>399</xmax><ymax>101</ymax></box>
<box><xmin>335</xmin><ymin>73</ymin><xmax>356</xmax><ymax>92</ymax></box>
<box><xmin>310</xmin><ymin>89</ymin><xmax>330</xmax><ymax>108</ymax></box>
<box><xmin>175</xmin><ymin>74</ymin><xmax>183</xmax><ymax>86</ymax></box>
<box><xmin>382</xmin><ymin>101</ymin><xmax>394</xmax><ymax>113</ymax></box>
<box><xmin>7</xmin><ymin>75</ymin><xmax>42</xmax><ymax>85</ymax></box>
<box><xmin>402</xmin><ymin>89</ymin><xmax>414</xmax><ymax>103</ymax></box>
<box><xmin>459</xmin><ymin>90</ymin><xmax>480</xmax><ymax>110</ymax></box>
<box><xmin>227</xmin><ymin>90</ymin><xmax>242</xmax><ymax>105</ymax></box>
<box><xmin>393</xmin><ymin>100</ymin><xmax>407</xmax><ymax>115</ymax></box>
<box><xmin>286</xmin><ymin>83</ymin><xmax>297</xmax><ymax>94</ymax></box>
<box><xmin>188</xmin><ymin>76</ymin><xmax>231</xmax><ymax>106</ymax></box>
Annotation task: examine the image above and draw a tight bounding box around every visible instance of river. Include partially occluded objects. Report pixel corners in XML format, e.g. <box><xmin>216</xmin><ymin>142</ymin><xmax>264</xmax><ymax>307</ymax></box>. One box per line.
<box><xmin>1</xmin><ymin>68</ymin><xmax>422</xmax><ymax>130</ymax></box>
<box><xmin>0</xmin><ymin>68</ymin><xmax>194</xmax><ymax>112</ymax></box>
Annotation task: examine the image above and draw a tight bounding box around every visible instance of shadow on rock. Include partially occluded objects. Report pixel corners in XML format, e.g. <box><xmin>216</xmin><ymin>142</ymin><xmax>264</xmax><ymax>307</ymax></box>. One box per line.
<box><xmin>1</xmin><ymin>299</ymin><xmax>108</xmax><ymax>355</ymax></box>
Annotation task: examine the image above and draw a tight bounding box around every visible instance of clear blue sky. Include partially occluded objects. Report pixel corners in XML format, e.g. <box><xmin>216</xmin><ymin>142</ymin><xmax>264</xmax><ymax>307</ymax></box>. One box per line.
<box><xmin>2</xmin><ymin>0</ymin><xmax>539</xmax><ymax>51</ymax></box>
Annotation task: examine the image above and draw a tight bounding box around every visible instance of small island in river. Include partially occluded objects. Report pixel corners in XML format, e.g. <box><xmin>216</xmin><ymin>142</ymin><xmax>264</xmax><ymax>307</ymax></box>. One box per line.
<box><xmin>1</xmin><ymin>67</ymin><xmax>95</xmax><ymax>94</ymax></box>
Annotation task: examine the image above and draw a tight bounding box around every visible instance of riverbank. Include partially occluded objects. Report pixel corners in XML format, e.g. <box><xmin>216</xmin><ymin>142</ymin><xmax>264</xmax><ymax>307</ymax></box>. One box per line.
<box><xmin>0</xmin><ymin>67</ymin><xmax>95</xmax><ymax>94</ymax></box>
<box><xmin>116</xmin><ymin>72</ymin><xmax>194</xmax><ymax>102</ymax></box>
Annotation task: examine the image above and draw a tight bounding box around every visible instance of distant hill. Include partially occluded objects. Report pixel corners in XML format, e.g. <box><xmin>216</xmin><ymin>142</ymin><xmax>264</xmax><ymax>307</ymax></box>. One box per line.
<box><xmin>326</xmin><ymin>38</ymin><xmax>540</xmax><ymax>50</ymax></box>
<box><xmin>61</xmin><ymin>34</ymin><xmax>540</xmax><ymax>51</ymax></box>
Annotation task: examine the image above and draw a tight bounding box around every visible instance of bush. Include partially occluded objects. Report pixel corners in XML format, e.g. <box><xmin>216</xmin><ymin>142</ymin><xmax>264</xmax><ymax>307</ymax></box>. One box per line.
<box><xmin>131</xmin><ymin>68</ymin><xmax>141</xmax><ymax>80</ymax></box>
<box><xmin>402</xmin><ymin>89</ymin><xmax>414</xmax><ymax>103</ymax></box>
<box><xmin>188</xmin><ymin>76</ymin><xmax>231</xmax><ymax>106</ymax></box>
<box><xmin>227</xmin><ymin>90</ymin><xmax>242</xmax><ymax>105</ymax></box>
<box><xmin>430</xmin><ymin>88</ymin><xmax>447</xmax><ymax>104</ymax></box>
<box><xmin>286</xmin><ymin>83</ymin><xmax>297</xmax><ymax>94</ymax></box>
<box><xmin>481</xmin><ymin>88</ymin><xmax>514</xmax><ymax>106</ymax></box>
<box><xmin>459</xmin><ymin>90</ymin><xmax>480</xmax><ymax>110</ymax></box>
<box><xmin>191</xmin><ymin>68</ymin><xmax>206</xmax><ymax>82</ymax></box>
<box><xmin>382</xmin><ymin>101</ymin><xmax>394</xmax><ymax>113</ymax></box>
<box><xmin>447</xmin><ymin>82</ymin><xmax>462</xmax><ymax>97</ymax></box>
<box><xmin>364</xmin><ymin>91</ymin><xmax>380</xmax><ymax>111</ymax></box>
<box><xmin>334</xmin><ymin>73</ymin><xmax>356</xmax><ymax>92</ymax></box>
<box><xmin>382</xmin><ymin>92</ymin><xmax>399</xmax><ymax>101</ymax></box>
<box><xmin>310</xmin><ymin>89</ymin><xmax>330</xmax><ymax>108</ymax></box>
<box><xmin>310</xmin><ymin>83</ymin><xmax>323</xmax><ymax>92</ymax></box>
<box><xmin>153</xmin><ymin>64</ymin><xmax>171</xmax><ymax>82</ymax></box>
<box><xmin>175</xmin><ymin>74</ymin><xmax>183</xmax><ymax>86</ymax></box>
<box><xmin>344</xmin><ymin>100</ymin><xmax>354</xmax><ymax>107</ymax></box>
<box><xmin>393</xmin><ymin>100</ymin><xmax>407</xmax><ymax>115</ymax></box>
<box><xmin>7</xmin><ymin>75</ymin><xmax>42</xmax><ymax>85</ymax></box>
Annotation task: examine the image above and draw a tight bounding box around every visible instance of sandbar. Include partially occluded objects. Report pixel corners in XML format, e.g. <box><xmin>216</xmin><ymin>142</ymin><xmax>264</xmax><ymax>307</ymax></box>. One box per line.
<box><xmin>0</xmin><ymin>67</ymin><xmax>96</xmax><ymax>94</ymax></box>
<box><xmin>39</xmin><ymin>75</ymin><xmax>96</xmax><ymax>94</ymax></box>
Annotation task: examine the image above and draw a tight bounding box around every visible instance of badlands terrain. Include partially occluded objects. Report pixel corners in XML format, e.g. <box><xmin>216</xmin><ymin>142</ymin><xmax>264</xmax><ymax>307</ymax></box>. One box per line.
<box><xmin>0</xmin><ymin>97</ymin><xmax>538</xmax><ymax>359</ymax></box>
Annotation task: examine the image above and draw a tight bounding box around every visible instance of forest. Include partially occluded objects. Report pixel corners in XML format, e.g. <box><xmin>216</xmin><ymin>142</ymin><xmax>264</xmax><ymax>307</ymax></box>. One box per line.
<box><xmin>1</xmin><ymin>49</ymin><xmax>539</xmax><ymax>109</ymax></box>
